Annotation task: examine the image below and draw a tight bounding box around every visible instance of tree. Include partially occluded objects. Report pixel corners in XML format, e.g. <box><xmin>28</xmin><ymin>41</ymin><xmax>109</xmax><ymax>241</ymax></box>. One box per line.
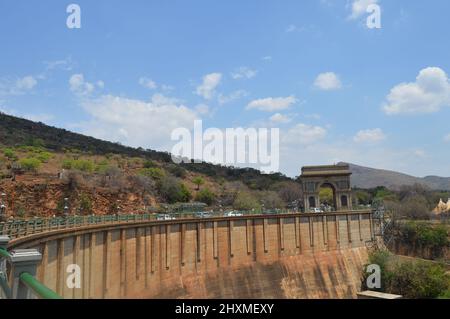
<box><xmin>78</xmin><ymin>193</ymin><xmax>93</xmax><ymax>215</ymax></box>
<box><xmin>159</xmin><ymin>176</ymin><xmax>191</xmax><ymax>204</ymax></box>
<box><xmin>354</xmin><ymin>190</ymin><xmax>372</xmax><ymax>205</ymax></box>
<box><xmin>179</xmin><ymin>183</ymin><xmax>192</xmax><ymax>203</ymax></box>
<box><xmin>319</xmin><ymin>187</ymin><xmax>334</xmax><ymax>205</ymax></box>
<box><xmin>276</xmin><ymin>182</ymin><xmax>302</xmax><ymax>204</ymax></box>
<box><xmin>233</xmin><ymin>192</ymin><xmax>261</xmax><ymax>211</ymax></box>
<box><xmin>192</xmin><ymin>176</ymin><xmax>205</xmax><ymax>191</ymax></box>
<box><xmin>257</xmin><ymin>191</ymin><xmax>284</xmax><ymax>209</ymax></box>
<box><xmin>195</xmin><ymin>188</ymin><xmax>216</xmax><ymax>206</ymax></box>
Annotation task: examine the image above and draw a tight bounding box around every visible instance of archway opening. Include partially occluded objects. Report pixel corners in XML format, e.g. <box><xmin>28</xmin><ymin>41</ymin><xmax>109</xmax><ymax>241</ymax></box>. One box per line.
<box><xmin>308</xmin><ymin>196</ymin><xmax>316</xmax><ymax>208</ymax></box>
<box><xmin>319</xmin><ymin>183</ymin><xmax>336</xmax><ymax>212</ymax></box>
<box><xmin>341</xmin><ymin>195</ymin><xmax>348</xmax><ymax>208</ymax></box>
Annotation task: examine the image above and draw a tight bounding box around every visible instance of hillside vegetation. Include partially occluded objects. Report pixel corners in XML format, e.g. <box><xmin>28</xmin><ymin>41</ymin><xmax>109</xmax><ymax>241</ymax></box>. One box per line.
<box><xmin>0</xmin><ymin>112</ymin><xmax>300</xmax><ymax>218</ymax></box>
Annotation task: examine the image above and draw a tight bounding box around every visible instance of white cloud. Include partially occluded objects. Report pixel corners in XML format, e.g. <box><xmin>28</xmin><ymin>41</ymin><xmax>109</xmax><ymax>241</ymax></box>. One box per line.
<box><xmin>382</xmin><ymin>67</ymin><xmax>450</xmax><ymax>115</ymax></box>
<box><xmin>444</xmin><ymin>134</ymin><xmax>450</xmax><ymax>143</ymax></box>
<box><xmin>283</xmin><ymin>123</ymin><xmax>327</xmax><ymax>145</ymax></box>
<box><xmin>413</xmin><ymin>149</ymin><xmax>426</xmax><ymax>158</ymax></box>
<box><xmin>44</xmin><ymin>57</ymin><xmax>74</xmax><ymax>71</ymax></box>
<box><xmin>348</xmin><ymin>0</ymin><xmax>379</xmax><ymax>20</ymax></box>
<box><xmin>78</xmin><ymin>94</ymin><xmax>198</xmax><ymax>152</ymax></box>
<box><xmin>16</xmin><ymin>76</ymin><xmax>37</xmax><ymax>90</ymax></box>
<box><xmin>285</xmin><ymin>24</ymin><xmax>305</xmax><ymax>33</ymax></box>
<box><xmin>138</xmin><ymin>77</ymin><xmax>157</xmax><ymax>90</ymax></box>
<box><xmin>270</xmin><ymin>113</ymin><xmax>291</xmax><ymax>124</ymax></box>
<box><xmin>305</xmin><ymin>113</ymin><xmax>321</xmax><ymax>120</ymax></box>
<box><xmin>0</xmin><ymin>75</ymin><xmax>38</xmax><ymax>96</ymax></box>
<box><xmin>353</xmin><ymin>128</ymin><xmax>386</xmax><ymax>143</ymax></box>
<box><xmin>231</xmin><ymin>67</ymin><xmax>257</xmax><ymax>80</ymax></box>
<box><xmin>69</xmin><ymin>74</ymin><xmax>103</xmax><ymax>96</ymax></box>
<box><xmin>262</xmin><ymin>56</ymin><xmax>272</xmax><ymax>61</ymax></box>
<box><xmin>195</xmin><ymin>104</ymin><xmax>210</xmax><ymax>115</ymax></box>
<box><xmin>247</xmin><ymin>96</ymin><xmax>298</xmax><ymax>112</ymax></box>
<box><xmin>218</xmin><ymin>90</ymin><xmax>248</xmax><ymax>105</ymax></box>
<box><xmin>195</xmin><ymin>73</ymin><xmax>222</xmax><ymax>100</ymax></box>
<box><xmin>314</xmin><ymin>72</ymin><xmax>342</xmax><ymax>91</ymax></box>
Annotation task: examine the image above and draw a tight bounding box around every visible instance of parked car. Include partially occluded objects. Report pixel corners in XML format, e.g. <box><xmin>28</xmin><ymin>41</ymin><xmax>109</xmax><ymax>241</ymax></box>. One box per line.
<box><xmin>223</xmin><ymin>211</ymin><xmax>244</xmax><ymax>217</ymax></box>
<box><xmin>309</xmin><ymin>208</ymin><xmax>324</xmax><ymax>213</ymax></box>
<box><xmin>156</xmin><ymin>214</ymin><xmax>176</xmax><ymax>221</ymax></box>
<box><xmin>195</xmin><ymin>212</ymin><xmax>213</xmax><ymax>218</ymax></box>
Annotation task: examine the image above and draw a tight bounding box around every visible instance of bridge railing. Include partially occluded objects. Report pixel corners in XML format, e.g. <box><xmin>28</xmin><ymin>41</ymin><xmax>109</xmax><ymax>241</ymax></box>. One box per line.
<box><xmin>0</xmin><ymin>209</ymin><xmax>368</xmax><ymax>240</ymax></box>
<box><xmin>0</xmin><ymin>209</ymin><xmax>299</xmax><ymax>239</ymax></box>
<box><xmin>0</xmin><ymin>236</ymin><xmax>61</xmax><ymax>299</ymax></box>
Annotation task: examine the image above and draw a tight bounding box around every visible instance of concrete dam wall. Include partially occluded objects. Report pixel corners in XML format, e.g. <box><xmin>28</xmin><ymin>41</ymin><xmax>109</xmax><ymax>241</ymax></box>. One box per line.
<box><xmin>9</xmin><ymin>211</ymin><xmax>374</xmax><ymax>299</ymax></box>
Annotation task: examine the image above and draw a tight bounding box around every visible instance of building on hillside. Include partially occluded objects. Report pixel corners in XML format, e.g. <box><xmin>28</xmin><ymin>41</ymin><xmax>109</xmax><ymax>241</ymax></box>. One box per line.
<box><xmin>433</xmin><ymin>198</ymin><xmax>450</xmax><ymax>214</ymax></box>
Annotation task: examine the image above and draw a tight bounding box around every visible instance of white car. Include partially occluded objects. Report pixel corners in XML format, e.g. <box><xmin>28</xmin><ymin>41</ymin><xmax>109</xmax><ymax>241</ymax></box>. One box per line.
<box><xmin>156</xmin><ymin>214</ymin><xmax>176</xmax><ymax>221</ymax></box>
<box><xmin>224</xmin><ymin>211</ymin><xmax>243</xmax><ymax>217</ymax></box>
<box><xmin>310</xmin><ymin>208</ymin><xmax>324</xmax><ymax>213</ymax></box>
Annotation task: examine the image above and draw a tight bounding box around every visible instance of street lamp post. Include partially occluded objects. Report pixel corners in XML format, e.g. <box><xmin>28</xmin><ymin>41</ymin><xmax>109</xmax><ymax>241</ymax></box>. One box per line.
<box><xmin>63</xmin><ymin>198</ymin><xmax>69</xmax><ymax>217</ymax></box>
<box><xmin>0</xmin><ymin>193</ymin><xmax>7</xmax><ymax>222</ymax></box>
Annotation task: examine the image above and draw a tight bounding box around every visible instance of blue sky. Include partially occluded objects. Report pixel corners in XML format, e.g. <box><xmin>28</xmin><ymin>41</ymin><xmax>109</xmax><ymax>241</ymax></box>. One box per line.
<box><xmin>1</xmin><ymin>0</ymin><xmax>450</xmax><ymax>177</ymax></box>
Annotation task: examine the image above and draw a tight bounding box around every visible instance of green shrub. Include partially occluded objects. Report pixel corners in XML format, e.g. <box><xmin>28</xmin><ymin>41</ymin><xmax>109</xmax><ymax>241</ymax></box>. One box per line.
<box><xmin>363</xmin><ymin>250</ymin><xmax>450</xmax><ymax>299</ymax></box>
<box><xmin>195</xmin><ymin>188</ymin><xmax>216</xmax><ymax>206</ymax></box>
<box><xmin>139</xmin><ymin>167</ymin><xmax>166</xmax><ymax>180</ymax></box>
<box><xmin>3</xmin><ymin>148</ymin><xmax>16</xmax><ymax>160</ymax></box>
<box><xmin>95</xmin><ymin>159</ymin><xmax>111</xmax><ymax>173</ymax></box>
<box><xmin>389</xmin><ymin>260</ymin><xmax>449</xmax><ymax>299</ymax></box>
<box><xmin>78</xmin><ymin>193</ymin><xmax>93</xmax><ymax>214</ymax></box>
<box><xmin>19</xmin><ymin>157</ymin><xmax>41</xmax><ymax>172</ymax></box>
<box><xmin>399</xmin><ymin>222</ymin><xmax>449</xmax><ymax>250</ymax></box>
<box><xmin>36</xmin><ymin>151</ymin><xmax>52</xmax><ymax>163</ymax></box>
<box><xmin>72</xmin><ymin>159</ymin><xmax>94</xmax><ymax>172</ymax></box>
<box><xmin>143</xmin><ymin>160</ymin><xmax>157</xmax><ymax>168</ymax></box>
<box><xmin>179</xmin><ymin>184</ymin><xmax>192</xmax><ymax>203</ymax></box>
<box><xmin>62</xmin><ymin>159</ymin><xmax>74</xmax><ymax>169</ymax></box>
<box><xmin>166</xmin><ymin>164</ymin><xmax>186</xmax><ymax>178</ymax></box>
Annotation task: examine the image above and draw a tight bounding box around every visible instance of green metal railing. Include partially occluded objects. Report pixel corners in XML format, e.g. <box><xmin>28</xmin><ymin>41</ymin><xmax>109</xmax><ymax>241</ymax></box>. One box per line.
<box><xmin>0</xmin><ymin>248</ymin><xmax>10</xmax><ymax>259</ymax></box>
<box><xmin>0</xmin><ymin>241</ymin><xmax>62</xmax><ymax>299</ymax></box>
<box><xmin>0</xmin><ymin>209</ymin><xmax>301</xmax><ymax>240</ymax></box>
<box><xmin>19</xmin><ymin>272</ymin><xmax>61</xmax><ymax>299</ymax></box>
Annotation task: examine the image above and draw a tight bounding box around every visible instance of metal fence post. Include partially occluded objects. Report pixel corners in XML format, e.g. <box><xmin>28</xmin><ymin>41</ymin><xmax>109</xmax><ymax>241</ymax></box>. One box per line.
<box><xmin>0</xmin><ymin>235</ymin><xmax>9</xmax><ymax>250</ymax></box>
<box><xmin>9</xmin><ymin>249</ymin><xmax>42</xmax><ymax>299</ymax></box>
<box><xmin>0</xmin><ymin>236</ymin><xmax>11</xmax><ymax>299</ymax></box>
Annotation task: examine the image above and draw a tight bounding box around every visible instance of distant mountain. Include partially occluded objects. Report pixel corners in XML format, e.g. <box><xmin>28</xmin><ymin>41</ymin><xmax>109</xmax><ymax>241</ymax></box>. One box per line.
<box><xmin>342</xmin><ymin>162</ymin><xmax>450</xmax><ymax>191</ymax></box>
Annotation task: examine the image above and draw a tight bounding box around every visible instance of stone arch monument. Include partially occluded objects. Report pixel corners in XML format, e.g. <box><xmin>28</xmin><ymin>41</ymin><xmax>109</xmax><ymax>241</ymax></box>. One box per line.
<box><xmin>300</xmin><ymin>164</ymin><xmax>353</xmax><ymax>212</ymax></box>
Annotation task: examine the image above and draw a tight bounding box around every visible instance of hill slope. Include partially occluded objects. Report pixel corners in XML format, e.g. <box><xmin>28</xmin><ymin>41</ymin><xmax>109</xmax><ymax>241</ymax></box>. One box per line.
<box><xmin>0</xmin><ymin>112</ymin><xmax>289</xmax><ymax>187</ymax></box>
<box><xmin>344</xmin><ymin>162</ymin><xmax>450</xmax><ymax>190</ymax></box>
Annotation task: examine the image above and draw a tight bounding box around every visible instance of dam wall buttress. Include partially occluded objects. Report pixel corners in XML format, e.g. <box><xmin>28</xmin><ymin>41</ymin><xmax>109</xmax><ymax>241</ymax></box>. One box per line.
<box><xmin>10</xmin><ymin>211</ymin><xmax>374</xmax><ymax>299</ymax></box>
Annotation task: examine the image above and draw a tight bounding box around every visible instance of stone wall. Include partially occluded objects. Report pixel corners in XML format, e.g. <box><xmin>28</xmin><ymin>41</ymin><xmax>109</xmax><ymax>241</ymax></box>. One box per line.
<box><xmin>9</xmin><ymin>211</ymin><xmax>374</xmax><ymax>299</ymax></box>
